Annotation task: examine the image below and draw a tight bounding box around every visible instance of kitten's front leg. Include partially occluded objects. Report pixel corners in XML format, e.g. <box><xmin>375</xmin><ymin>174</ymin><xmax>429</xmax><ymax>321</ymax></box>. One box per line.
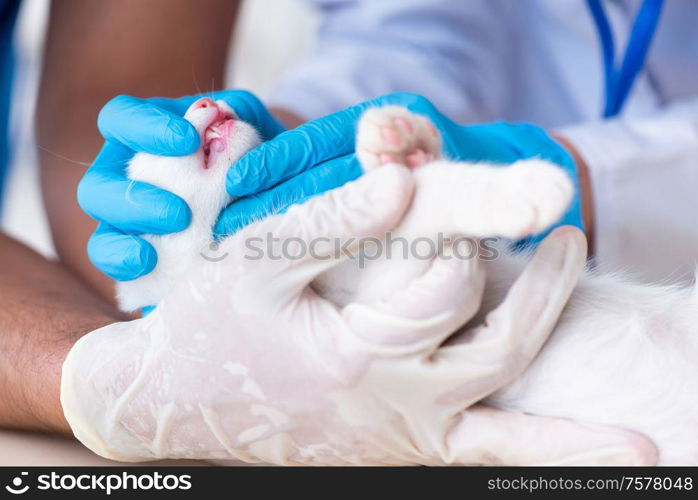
<box><xmin>355</xmin><ymin>105</ymin><xmax>574</xmax><ymax>241</ymax></box>
<box><xmin>406</xmin><ymin>160</ymin><xmax>573</xmax><ymax>240</ymax></box>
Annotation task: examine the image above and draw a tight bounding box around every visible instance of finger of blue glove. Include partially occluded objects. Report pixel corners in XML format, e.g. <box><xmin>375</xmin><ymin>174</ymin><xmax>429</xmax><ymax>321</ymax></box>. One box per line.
<box><xmin>98</xmin><ymin>95</ymin><xmax>200</xmax><ymax>156</ymax></box>
<box><xmin>226</xmin><ymin>92</ymin><xmax>444</xmax><ymax>197</ymax></box>
<box><xmin>78</xmin><ymin>143</ymin><xmax>192</xmax><ymax>234</ymax></box>
<box><xmin>146</xmin><ymin>96</ymin><xmax>198</xmax><ymax>116</ymax></box>
<box><xmin>87</xmin><ymin>223</ymin><xmax>158</xmax><ymax>281</ymax></box>
<box><xmin>227</xmin><ymin>115</ymin><xmax>360</xmax><ymax>197</ymax></box>
<box><xmin>215</xmin><ymin>154</ymin><xmax>363</xmax><ymax>238</ymax></box>
<box><xmin>456</xmin><ymin>122</ymin><xmax>572</xmax><ymax>165</ymax></box>
<box><xmin>508</xmin><ymin>123</ymin><xmax>576</xmax><ymax>167</ymax></box>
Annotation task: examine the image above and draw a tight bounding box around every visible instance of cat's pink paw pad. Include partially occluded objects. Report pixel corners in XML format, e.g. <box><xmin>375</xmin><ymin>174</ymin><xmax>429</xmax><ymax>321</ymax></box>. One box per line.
<box><xmin>381</xmin><ymin>127</ymin><xmax>402</xmax><ymax>147</ymax></box>
<box><xmin>427</xmin><ymin>122</ymin><xmax>438</xmax><ymax>138</ymax></box>
<box><xmin>394</xmin><ymin>117</ymin><xmax>414</xmax><ymax>135</ymax></box>
<box><xmin>379</xmin><ymin>153</ymin><xmax>397</xmax><ymax>165</ymax></box>
<box><xmin>405</xmin><ymin>149</ymin><xmax>433</xmax><ymax>169</ymax></box>
<box><xmin>356</xmin><ymin>106</ymin><xmax>442</xmax><ymax>171</ymax></box>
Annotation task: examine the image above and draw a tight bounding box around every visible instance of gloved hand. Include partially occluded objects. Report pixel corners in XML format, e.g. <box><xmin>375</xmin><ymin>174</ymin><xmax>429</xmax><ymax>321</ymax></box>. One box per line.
<box><xmin>217</xmin><ymin>92</ymin><xmax>582</xmax><ymax>240</ymax></box>
<box><xmin>77</xmin><ymin>90</ymin><xmax>286</xmax><ymax>281</ymax></box>
<box><xmin>62</xmin><ymin>165</ymin><xmax>654</xmax><ymax>465</ymax></box>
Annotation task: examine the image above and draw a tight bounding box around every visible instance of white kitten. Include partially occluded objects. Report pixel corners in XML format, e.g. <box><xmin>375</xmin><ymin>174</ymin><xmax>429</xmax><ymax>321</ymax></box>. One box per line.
<box><xmin>117</xmin><ymin>98</ymin><xmax>261</xmax><ymax>311</ymax></box>
<box><xmin>121</xmin><ymin>100</ymin><xmax>697</xmax><ymax>464</ymax></box>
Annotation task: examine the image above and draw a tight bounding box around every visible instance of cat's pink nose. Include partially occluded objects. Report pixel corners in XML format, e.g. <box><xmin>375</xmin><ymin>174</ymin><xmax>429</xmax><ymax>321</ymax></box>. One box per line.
<box><xmin>193</xmin><ymin>97</ymin><xmax>216</xmax><ymax>110</ymax></box>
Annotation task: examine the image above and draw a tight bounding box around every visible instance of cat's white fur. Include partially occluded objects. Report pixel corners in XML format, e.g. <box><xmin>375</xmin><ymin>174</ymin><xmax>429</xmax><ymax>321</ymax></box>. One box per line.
<box><xmin>121</xmin><ymin>100</ymin><xmax>697</xmax><ymax>464</ymax></box>
<box><xmin>117</xmin><ymin>99</ymin><xmax>261</xmax><ymax>311</ymax></box>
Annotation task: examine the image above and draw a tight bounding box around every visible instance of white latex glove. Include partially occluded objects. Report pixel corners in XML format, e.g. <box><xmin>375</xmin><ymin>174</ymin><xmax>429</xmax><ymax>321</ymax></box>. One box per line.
<box><xmin>61</xmin><ymin>165</ymin><xmax>655</xmax><ymax>465</ymax></box>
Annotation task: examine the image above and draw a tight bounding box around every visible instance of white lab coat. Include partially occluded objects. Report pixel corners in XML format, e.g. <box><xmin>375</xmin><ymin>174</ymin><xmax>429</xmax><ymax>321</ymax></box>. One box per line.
<box><xmin>267</xmin><ymin>0</ymin><xmax>698</xmax><ymax>283</ymax></box>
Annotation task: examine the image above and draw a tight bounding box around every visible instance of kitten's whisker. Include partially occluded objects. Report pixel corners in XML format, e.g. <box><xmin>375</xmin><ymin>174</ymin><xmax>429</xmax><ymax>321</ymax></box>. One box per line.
<box><xmin>37</xmin><ymin>145</ymin><xmax>91</xmax><ymax>167</ymax></box>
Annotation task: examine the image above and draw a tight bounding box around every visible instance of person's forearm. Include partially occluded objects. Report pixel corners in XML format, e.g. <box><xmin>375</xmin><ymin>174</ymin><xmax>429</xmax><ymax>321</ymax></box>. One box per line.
<box><xmin>0</xmin><ymin>233</ymin><xmax>124</xmax><ymax>433</ymax></box>
<box><xmin>37</xmin><ymin>0</ymin><xmax>240</xmax><ymax>302</ymax></box>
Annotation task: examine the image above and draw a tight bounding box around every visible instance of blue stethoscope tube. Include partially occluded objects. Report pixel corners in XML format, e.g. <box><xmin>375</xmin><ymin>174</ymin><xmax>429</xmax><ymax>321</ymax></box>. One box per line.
<box><xmin>587</xmin><ymin>0</ymin><xmax>664</xmax><ymax>118</ymax></box>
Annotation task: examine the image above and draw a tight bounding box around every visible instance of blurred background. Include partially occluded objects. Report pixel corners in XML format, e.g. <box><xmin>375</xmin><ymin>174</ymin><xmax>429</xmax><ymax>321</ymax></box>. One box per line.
<box><xmin>0</xmin><ymin>0</ymin><xmax>318</xmax><ymax>257</ymax></box>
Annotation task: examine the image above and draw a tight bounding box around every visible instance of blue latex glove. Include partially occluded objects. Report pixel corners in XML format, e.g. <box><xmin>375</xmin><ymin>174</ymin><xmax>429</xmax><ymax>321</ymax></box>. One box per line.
<box><xmin>78</xmin><ymin>90</ymin><xmax>285</xmax><ymax>282</ymax></box>
<box><xmin>217</xmin><ymin>92</ymin><xmax>583</xmax><ymax>241</ymax></box>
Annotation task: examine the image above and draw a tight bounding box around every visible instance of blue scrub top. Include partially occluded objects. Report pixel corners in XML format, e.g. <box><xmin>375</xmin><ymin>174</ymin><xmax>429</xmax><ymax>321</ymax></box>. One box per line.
<box><xmin>0</xmin><ymin>0</ymin><xmax>19</xmax><ymax>205</ymax></box>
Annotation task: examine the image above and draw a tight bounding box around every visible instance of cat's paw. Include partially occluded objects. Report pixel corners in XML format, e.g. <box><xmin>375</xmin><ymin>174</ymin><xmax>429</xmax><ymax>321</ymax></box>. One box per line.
<box><xmin>356</xmin><ymin>106</ymin><xmax>442</xmax><ymax>171</ymax></box>
<box><xmin>490</xmin><ymin>160</ymin><xmax>574</xmax><ymax>239</ymax></box>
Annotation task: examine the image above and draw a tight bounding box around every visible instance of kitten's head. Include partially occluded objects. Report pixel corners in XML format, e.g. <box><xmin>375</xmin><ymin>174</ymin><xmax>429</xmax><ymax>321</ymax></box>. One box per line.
<box><xmin>128</xmin><ymin>97</ymin><xmax>262</xmax><ymax>203</ymax></box>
